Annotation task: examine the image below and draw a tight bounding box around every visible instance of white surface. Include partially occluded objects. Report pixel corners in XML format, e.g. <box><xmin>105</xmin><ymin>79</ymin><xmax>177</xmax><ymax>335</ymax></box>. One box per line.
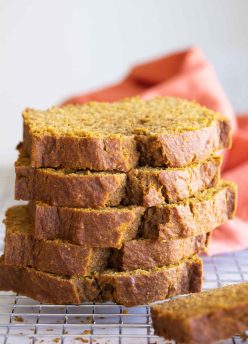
<box><xmin>1</xmin><ymin>0</ymin><xmax>248</xmax><ymax>165</ymax></box>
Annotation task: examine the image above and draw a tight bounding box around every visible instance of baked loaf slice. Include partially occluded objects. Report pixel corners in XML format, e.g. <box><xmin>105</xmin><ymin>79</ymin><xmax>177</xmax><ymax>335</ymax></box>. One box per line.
<box><xmin>151</xmin><ymin>282</ymin><xmax>248</xmax><ymax>344</ymax></box>
<box><xmin>4</xmin><ymin>206</ymin><xmax>110</xmax><ymax>276</ymax></box>
<box><xmin>110</xmin><ymin>234</ymin><xmax>209</xmax><ymax>271</ymax></box>
<box><xmin>30</xmin><ymin>181</ymin><xmax>236</xmax><ymax>246</ymax></box>
<box><xmin>29</xmin><ymin>203</ymin><xmax>144</xmax><ymax>248</ymax></box>
<box><xmin>15</xmin><ymin>155</ymin><xmax>222</xmax><ymax>207</ymax></box>
<box><xmin>142</xmin><ymin>180</ymin><xmax>237</xmax><ymax>240</ymax></box>
<box><xmin>4</xmin><ymin>205</ymin><xmax>208</xmax><ymax>275</ymax></box>
<box><xmin>0</xmin><ymin>255</ymin><xmax>202</xmax><ymax>306</ymax></box>
<box><xmin>21</xmin><ymin>97</ymin><xmax>231</xmax><ymax>171</ymax></box>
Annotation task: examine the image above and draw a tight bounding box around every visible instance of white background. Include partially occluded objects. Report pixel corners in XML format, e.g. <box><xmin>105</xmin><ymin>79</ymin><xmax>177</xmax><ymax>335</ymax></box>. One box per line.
<box><xmin>1</xmin><ymin>0</ymin><xmax>248</xmax><ymax>165</ymax></box>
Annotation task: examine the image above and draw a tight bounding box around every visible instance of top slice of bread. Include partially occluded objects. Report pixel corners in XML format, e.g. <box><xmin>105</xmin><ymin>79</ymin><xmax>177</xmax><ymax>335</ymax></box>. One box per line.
<box><xmin>21</xmin><ymin>97</ymin><xmax>231</xmax><ymax>171</ymax></box>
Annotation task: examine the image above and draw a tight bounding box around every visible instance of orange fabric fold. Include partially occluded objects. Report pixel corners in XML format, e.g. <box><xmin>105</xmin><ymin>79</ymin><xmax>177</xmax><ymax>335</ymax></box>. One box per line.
<box><xmin>63</xmin><ymin>47</ymin><xmax>248</xmax><ymax>255</ymax></box>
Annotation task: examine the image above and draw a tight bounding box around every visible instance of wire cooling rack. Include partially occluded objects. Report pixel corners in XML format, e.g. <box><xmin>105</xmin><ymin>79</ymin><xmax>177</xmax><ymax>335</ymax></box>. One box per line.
<box><xmin>0</xmin><ymin>166</ymin><xmax>247</xmax><ymax>344</ymax></box>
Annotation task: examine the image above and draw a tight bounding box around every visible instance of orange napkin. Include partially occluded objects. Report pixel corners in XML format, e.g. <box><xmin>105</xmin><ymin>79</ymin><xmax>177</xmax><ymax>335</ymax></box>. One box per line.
<box><xmin>63</xmin><ymin>47</ymin><xmax>248</xmax><ymax>255</ymax></box>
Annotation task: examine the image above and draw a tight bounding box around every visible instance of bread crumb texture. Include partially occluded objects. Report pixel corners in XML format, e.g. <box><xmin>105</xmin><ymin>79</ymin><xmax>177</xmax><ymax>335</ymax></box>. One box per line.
<box><xmin>23</xmin><ymin>97</ymin><xmax>226</xmax><ymax>137</ymax></box>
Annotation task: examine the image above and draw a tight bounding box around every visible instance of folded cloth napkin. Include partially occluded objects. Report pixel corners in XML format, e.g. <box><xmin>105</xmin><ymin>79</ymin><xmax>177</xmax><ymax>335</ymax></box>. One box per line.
<box><xmin>63</xmin><ymin>47</ymin><xmax>248</xmax><ymax>255</ymax></box>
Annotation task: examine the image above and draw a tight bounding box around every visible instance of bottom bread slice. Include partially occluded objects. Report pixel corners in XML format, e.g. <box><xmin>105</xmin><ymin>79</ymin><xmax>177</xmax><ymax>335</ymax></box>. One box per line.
<box><xmin>151</xmin><ymin>282</ymin><xmax>248</xmax><ymax>344</ymax></box>
<box><xmin>0</xmin><ymin>256</ymin><xmax>202</xmax><ymax>306</ymax></box>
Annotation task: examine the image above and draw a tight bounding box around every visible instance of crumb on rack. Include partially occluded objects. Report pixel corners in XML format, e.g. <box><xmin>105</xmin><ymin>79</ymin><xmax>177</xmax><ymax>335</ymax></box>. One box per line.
<box><xmin>52</xmin><ymin>339</ymin><xmax>60</xmax><ymax>343</ymax></box>
<box><xmin>13</xmin><ymin>316</ymin><xmax>24</xmax><ymax>322</ymax></box>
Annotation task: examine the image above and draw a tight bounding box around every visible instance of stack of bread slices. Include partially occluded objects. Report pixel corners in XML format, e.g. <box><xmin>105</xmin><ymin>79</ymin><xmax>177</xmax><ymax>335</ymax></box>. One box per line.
<box><xmin>0</xmin><ymin>97</ymin><xmax>237</xmax><ymax>307</ymax></box>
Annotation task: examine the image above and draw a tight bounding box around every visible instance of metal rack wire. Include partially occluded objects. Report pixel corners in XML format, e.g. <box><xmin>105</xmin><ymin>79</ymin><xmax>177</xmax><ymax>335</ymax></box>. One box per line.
<box><xmin>0</xmin><ymin>168</ymin><xmax>247</xmax><ymax>343</ymax></box>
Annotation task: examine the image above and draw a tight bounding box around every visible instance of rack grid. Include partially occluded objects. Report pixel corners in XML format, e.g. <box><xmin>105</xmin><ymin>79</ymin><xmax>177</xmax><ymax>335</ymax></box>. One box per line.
<box><xmin>0</xmin><ymin>167</ymin><xmax>247</xmax><ymax>343</ymax></box>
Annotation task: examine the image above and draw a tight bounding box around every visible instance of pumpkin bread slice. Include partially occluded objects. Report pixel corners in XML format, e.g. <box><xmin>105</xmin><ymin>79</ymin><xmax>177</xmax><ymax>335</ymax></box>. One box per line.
<box><xmin>151</xmin><ymin>282</ymin><xmax>248</xmax><ymax>344</ymax></box>
<box><xmin>21</xmin><ymin>97</ymin><xmax>231</xmax><ymax>171</ymax></box>
<box><xmin>15</xmin><ymin>155</ymin><xmax>222</xmax><ymax>208</ymax></box>
<box><xmin>0</xmin><ymin>255</ymin><xmax>202</xmax><ymax>306</ymax></box>
<box><xmin>29</xmin><ymin>181</ymin><xmax>236</xmax><ymax>246</ymax></box>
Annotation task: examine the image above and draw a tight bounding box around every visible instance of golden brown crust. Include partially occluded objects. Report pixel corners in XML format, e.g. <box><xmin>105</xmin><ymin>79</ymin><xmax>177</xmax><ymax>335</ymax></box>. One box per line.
<box><xmin>21</xmin><ymin>97</ymin><xmax>231</xmax><ymax>171</ymax></box>
<box><xmin>151</xmin><ymin>282</ymin><xmax>248</xmax><ymax>344</ymax></box>
<box><xmin>0</xmin><ymin>256</ymin><xmax>202</xmax><ymax>306</ymax></box>
<box><xmin>15</xmin><ymin>155</ymin><xmax>222</xmax><ymax>208</ymax></box>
